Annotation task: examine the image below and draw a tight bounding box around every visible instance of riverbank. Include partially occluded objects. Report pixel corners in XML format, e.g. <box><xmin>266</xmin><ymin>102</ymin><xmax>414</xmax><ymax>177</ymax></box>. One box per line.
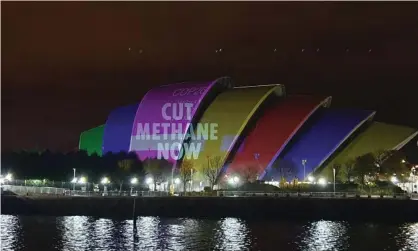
<box><xmin>2</xmin><ymin>195</ymin><xmax>418</xmax><ymax>221</ymax></box>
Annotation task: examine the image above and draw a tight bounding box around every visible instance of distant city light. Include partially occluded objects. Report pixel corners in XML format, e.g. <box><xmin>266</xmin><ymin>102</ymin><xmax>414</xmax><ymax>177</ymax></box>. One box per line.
<box><xmin>307</xmin><ymin>176</ymin><xmax>315</xmax><ymax>183</ymax></box>
<box><xmin>391</xmin><ymin>176</ymin><xmax>398</xmax><ymax>183</ymax></box>
<box><xmin>71</xmin><ymin>178</ymin><xmax>78</xmax><ymax>183</ymax></box>
<box><xmin>174</xmin><ymin>178</ymin><xmax>180</xmax><ymax>184</ymax></box>
<box><xmin>101</xmin><ymin>177</ymin><xmax>110</xmax><ymax>185</ymax></box>
<box><xmin>131</xmin><ymin>177</ymin><xmax>138</xmax><ymax>185</ymax></box>
<box><xmin>318</xmin><ymin>178</ymin><xmax>327</xmax><ymax>186</ymax></box>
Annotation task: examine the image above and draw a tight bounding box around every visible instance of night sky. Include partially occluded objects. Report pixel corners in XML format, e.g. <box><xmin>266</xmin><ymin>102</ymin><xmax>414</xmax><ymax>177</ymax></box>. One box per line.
<box><xmin>2</xmin><ymin>2</ymin><xmax>418</xmax><ymax>153</ymax></box>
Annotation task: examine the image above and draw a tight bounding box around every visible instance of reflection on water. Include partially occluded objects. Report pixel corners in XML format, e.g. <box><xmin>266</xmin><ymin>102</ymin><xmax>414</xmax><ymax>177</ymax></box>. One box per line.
<box><xmin>398</xmin><ymin>223</ymin><xmax>418</xmax><ymax>251</ymax></box>
<box><xmin>298</xmin><ymin>220</ymin><xmax>349</xmax><ymax>251</ymax></box>
<box><xmin>215</xmin><ymin>218</ymin><xmax>252</xmax><ymax>251</ymax></box>
<box><xmin>1</xmin><ymin>215</ymin><xmax>417</xmax><ymax>251</ymax></box>
<box><xmin>0</xmin><ymin>214</ymin><xmax>21</xmax><ymax>250</ymax></box>
<box><xmin>62</xmin><ymin>216</ymin><xmax>90</xmax><ymax>250</ymax></box>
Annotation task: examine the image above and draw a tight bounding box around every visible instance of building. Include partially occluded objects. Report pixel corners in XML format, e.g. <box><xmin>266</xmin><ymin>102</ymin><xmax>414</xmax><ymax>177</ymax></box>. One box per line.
<box><xmin>79</xmin><ymin>79</ymin><xmax>418</xmax><ymax>187</ymax></box>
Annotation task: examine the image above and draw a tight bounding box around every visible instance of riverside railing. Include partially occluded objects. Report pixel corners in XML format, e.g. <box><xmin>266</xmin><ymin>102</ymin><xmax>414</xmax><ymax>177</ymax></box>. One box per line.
<box><xmin>2</xmin><ymin>184</ymin><xmax>414</xmax><ymax>200</ymax></box>
<box><xmin>2</xmin><ymin>185</ymin><xmax>67</xmax><ymax>195</ymax></box>
<box><xmin>66</xmin><ymin>190</ymin><xmax>170</xmax><ymax>197</ymax></box>
<box><xmin>216</xmin><ymin>191</ymin><xmax>412</xmax><ymax>199</ymax></box>
<box><xmin>1</xmin><ymin>184</ymin><xmax>169</xmax><ymax>197</ymax></box>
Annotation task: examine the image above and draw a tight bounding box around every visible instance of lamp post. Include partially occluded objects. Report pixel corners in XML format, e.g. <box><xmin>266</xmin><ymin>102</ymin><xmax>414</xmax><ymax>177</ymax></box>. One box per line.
<box><xmin>190</xmin><ymin>168</ymin><xmax>194</xmax><ymax>192</ymax></box>
<box><xmin>146</xmin><ymin>177</ymin><xmax>153</xmax><ymax>191</ymax></box>
<box><xmin>101</xmin><ymin>177</ymin><xmax>110</xmax><ymax>195</ymax></box>
<box><xmin>72</xmin><ymin>168</ymin><xmax>76</xmax><ymax>191</ymax></box>
<box><xmin>302</xmin><ymin>159</ymin><xmax>307</xmax><ymax>181</ymax></box>
<box><xmin>130</xmin><ymin>177</ymin><xmax>138</xmax><ymax>195</ymax></box>
<box><xmin>254</xmin><ymin>153</ymin><xmax>260</xmax><ymax>180</ymax></box>
<box><xmin>333</xmin><ymin>168</ymin><xmax>336</xmax><ymax>193</ymax></box>
<box><xmin>171</xmin><ymin>162</ymin><xmax>175</xmax><ymax>194</ymax></box>
<box><xmin>207</xmin><ymin>155</ymin><xmax>210</xmax><ymax>170</ymax></box>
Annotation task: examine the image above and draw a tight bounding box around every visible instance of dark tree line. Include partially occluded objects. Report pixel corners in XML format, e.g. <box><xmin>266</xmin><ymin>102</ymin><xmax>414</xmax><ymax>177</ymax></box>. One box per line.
<box><xmin>1</xmin><ymin>150</ymin><xmax>146</xmax><ymax>184</ymax></box>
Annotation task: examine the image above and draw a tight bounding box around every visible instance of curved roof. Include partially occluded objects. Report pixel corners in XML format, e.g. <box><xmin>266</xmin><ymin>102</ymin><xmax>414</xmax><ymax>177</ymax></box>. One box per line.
<box><xmin>102</xmin><ymin>104</ymin><xmax>139</xmax><ymax>154</ymax></box>
<box><xmin>129</xmin><ymin>77</ymin><xmax>232</xmax><ymax>162</ymax></box>
<box><xmin>187</xmin><ymin>85</ymin><xmax>285</xmax><ymax>173</ymax></box>
<box><xmin>79</xmin><ymin>125</ymin><xmax>105</xmax><ymax>156</ymax></box>
<box><xmin>320</xmin><ymin>121</ymin><xmax>418</xmax><ymax>178</ymax></box>
<box><xmin>226</xmin><ymin>95</ymin><xmax>332</xmax><ymax>180</ymax></box>
<box><xmin>263</xmin><ymin>108</ymin><xmax>376</xmax><ymax>181</ymax></box>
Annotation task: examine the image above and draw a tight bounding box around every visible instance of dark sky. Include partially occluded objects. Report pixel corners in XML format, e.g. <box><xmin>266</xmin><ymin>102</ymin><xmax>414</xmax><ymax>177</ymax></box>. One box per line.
<box><xmin>2</xmin><ymin>2</ymin><xmax>418</xmax><ymax>152</ymax></box>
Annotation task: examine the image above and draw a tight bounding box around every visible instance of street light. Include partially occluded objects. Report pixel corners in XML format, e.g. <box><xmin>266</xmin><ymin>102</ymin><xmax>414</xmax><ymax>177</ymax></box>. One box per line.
<box><xmin>172</xmin><ymin>177</ymin><xmax>180</xmax><ymax>193</ymax></box>
<box><xmin>228</xmin><ymin>176</ymin><xmax>240</xmax><ymax>189</ymax></box>
<box><xmin>101</xmin><ymin>177</ymin><xmax>110</xmax><ymax>195</ymax></box>
<box><xmin>78</xmin><ymin>176</ymin><xmax>86</xmax><ymax>184</ymax></box>
<box><xmin>318</xmin><ymin>177</ymin><xmax>327</xmax><ymax>186</ymax></box>
<box><xmin>131</xmin><ymin>177</ymin><xmax>138</xmax><ymax>185</ymax></box>
<box><xmin>146</xmin><ymin>177</ymin><xmax>153</xmax><ymax>191</ymax></box>
<box><xmin>190</xmin><ymin>168</ymin><xmax>194</xmax><ymax>192</ymax></box>
<box><xmin>0</xmin><ymin>173</ymin><xmax>13</xmax><ymax>184</ymax></box>
<box><xmin>130</xmin><ymin>177</ymin><xmax>138</xmax><ymax>195</ymax></box>
<box><xmin>101</xmin><ymin>177</ymin><xmax>110</xmax><ymax>184</ymax></box>
<box><xmin>72</xmin><ymin>168</ymin><xmax>76</xmax><ymax>191</ymax></box>
<box><xmin>302</xmin><ymin>159</ymin><xmax>307</xmax><ymax>181</ymax></box>
<box><xmin>307</xmin><ymin>176</ymin><xmax>315</xmax><ymax>183</ymax></box>
<box><xmin>333</xmin><ymin>168</ymin><xmax>336</xmax><ymax>193</ymax></box>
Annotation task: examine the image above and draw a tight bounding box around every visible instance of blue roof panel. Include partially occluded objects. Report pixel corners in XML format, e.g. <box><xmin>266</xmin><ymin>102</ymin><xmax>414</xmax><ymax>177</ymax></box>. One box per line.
<box><xmin>264</xmin><ymin>108</ymin><xmax>375</xmax><ymax>181</ymax></box>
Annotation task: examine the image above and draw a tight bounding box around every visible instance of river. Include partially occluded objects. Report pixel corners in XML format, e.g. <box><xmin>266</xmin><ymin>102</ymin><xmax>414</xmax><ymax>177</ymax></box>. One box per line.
<box><xmin>1</xmin><ymin>215</ymin><xmax>417</xmax><ymax>251</ymax></box>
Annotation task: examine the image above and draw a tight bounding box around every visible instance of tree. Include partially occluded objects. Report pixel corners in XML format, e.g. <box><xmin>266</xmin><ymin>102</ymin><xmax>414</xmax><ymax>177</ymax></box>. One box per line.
<box><xmin>202</xmin><ymin>156</ymin><xmax>223</xmax><ymax>189</ymax></box>
<box><xmin>353</xmin><ymin>153</ymin><xmax>378</xmax><ymax>185</ymax></box>
<box><xmin>341</xmin><ymin>159</ymin><xmax>356</xmax><ymax>183</ymax></box>
<box><xmin>143</xmin><ymin>158</ymin><xmax>171</xmax><ymax>191</ymax></box>
<box><xmin>374</xmin><ymin>150</ymin><xmax>389</xmax><ymax>170</ymax></box>
<box><xmin>179</xmin><ymin>159</ymin><xmax>194</xmax><ymax>192</ymax></box>
<box><xmin>279</xmin><ymin>176</ymin><xmax>287</xmax><ymax>188</ymax></box>
<box><xmin>239</xmin><ymin>164</ymin><xmax>259</xmax><ymax>183</ymax></box>
<box><xmin>380</xmin><ymin>150</ymin><xmax>410</xmax><ymax>182</ymax></box>
<box><xmin>115</xmin><ymin>158</ymin><xmax>134</xmax><ymax>192</ymax></box>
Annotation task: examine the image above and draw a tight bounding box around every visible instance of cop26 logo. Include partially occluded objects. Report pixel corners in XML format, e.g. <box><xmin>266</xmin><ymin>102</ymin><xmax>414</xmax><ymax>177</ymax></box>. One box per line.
<box><xmin>172</xmin><ymin>87</ymin><xmax>207</xmax><ymax>97</ymax></box>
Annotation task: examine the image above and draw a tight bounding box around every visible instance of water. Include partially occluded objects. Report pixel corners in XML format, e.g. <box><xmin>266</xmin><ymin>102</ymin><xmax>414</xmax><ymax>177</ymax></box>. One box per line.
<box><xmin>1</xmin><ymin>215</ymin><xmax>417</xmax><ymax>251</ymax></box>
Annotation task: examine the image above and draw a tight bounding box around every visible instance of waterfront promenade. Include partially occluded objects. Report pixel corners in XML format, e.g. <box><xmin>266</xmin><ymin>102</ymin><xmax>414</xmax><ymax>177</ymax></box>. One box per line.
<box><xmin>2</xmin><ymin>185</ymin><xmax>418</xmax><ymax>200</ymax></box>
<box><xmin>2</xmin><ymin>184</ymin><xmax>418</xmax><ymax>222</ymax></box>
<box><xmin>2</xmin><ymin>184</ymin><xmax>418</xmax><ymax>200</ymax></box>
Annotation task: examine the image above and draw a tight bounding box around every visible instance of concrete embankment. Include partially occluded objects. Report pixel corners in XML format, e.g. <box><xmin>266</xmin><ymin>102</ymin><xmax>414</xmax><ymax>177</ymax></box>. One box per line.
<box><xmin>2</xmin><ymin>195</ymin><xmax>418</xmax><ymax>221</ymax></box>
